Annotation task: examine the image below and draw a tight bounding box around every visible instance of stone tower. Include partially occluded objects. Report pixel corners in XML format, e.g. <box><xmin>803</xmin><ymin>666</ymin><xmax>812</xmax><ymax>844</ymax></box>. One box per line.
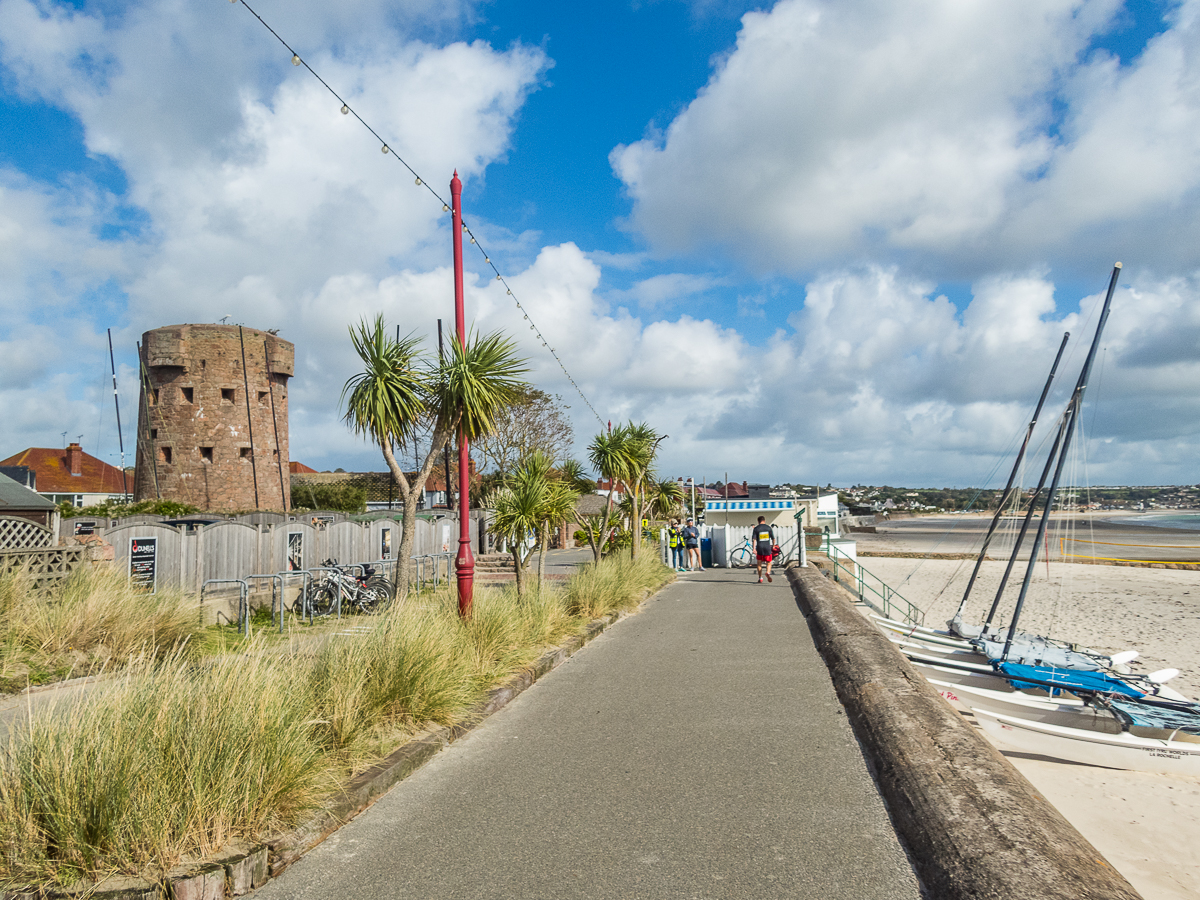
<box><xmin>133</xmin><ymin>324</ymin><xmax>294</xmax><ymax>512</ymax></box>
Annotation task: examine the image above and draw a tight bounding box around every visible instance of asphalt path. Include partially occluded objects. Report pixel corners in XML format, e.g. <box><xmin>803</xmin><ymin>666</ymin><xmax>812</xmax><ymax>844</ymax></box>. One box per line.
<box><xmin>255</xmin><ymin>568</ymin><xmax>920</xmax><ymax>900</ymax></box>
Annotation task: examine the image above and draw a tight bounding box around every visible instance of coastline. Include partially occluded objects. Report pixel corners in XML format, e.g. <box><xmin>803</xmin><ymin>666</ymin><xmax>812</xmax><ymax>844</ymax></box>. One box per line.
<box><xmin>848</xmin><ymin>517</ymin><xmax>1200</xmax><ymax>900</ymax></box>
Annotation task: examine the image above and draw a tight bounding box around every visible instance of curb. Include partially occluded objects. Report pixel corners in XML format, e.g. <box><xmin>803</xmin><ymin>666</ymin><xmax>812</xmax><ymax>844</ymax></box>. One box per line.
<box><xmin>3</xmin><ymin>612</ymin><xmax>627</xmax><ymax>900</ymax></box>
<box><xmin>785</xmin><ymin>564</ymin><xmax>1142</xmax><ymax>900</ymax></box>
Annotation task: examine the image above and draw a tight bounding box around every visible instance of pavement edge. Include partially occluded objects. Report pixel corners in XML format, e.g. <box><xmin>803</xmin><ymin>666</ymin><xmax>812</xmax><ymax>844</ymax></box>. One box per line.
<box><xmin>786</xmin><ymin>564</ymin><xmax>1143</xmax><ymax>900</ymax></box>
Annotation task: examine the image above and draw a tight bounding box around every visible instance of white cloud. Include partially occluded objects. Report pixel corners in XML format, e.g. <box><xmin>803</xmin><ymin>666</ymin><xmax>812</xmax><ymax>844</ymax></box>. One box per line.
<box><xmin>612</xmin><ymin>0</ymin><xmax>1200</xmax><ymax>275</ymax></box>
<box><xmin>606</xmin><ymin>272</ymin><xmax>724</xmax><ymax>308</ymax></box>
<box><xmin>0</xmin><ymin>0</ymin><xmax>547</xmax><ymax>461</ymax></box>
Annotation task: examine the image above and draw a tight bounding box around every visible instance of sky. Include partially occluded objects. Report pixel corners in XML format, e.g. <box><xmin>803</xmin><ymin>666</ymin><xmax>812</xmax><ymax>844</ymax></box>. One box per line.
<box><xmin>2</xmin><ymin>0</ymin><xmax>1199</xmax><ymax>488</ymax></box>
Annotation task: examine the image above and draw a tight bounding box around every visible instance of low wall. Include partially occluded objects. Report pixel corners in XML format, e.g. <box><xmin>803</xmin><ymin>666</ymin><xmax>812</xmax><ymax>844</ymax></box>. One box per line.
<box><xmin>786</xmin><ymin>564</ymin><xmax>1141</xmax><ymax>900</ymax></box>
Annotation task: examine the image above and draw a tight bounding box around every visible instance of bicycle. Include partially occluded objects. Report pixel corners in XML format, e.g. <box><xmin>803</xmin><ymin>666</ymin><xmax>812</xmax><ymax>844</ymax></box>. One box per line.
<box><xmin>730</xmin><ymin>540</ymin><xmax>786</xmax><ymax>568</ymax></box>
<box><xmin>296</xmin><ymin>559</ymin><xmax>395</xmax><ymax>617</ymax></box>
<box><xmin>729</xmin><ymin>539</ymin><xmax>755</xmax><ymax>567</ymax></box>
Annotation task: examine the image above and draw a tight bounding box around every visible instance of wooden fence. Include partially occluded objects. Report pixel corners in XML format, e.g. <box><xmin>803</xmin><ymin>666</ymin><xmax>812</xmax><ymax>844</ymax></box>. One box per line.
<box><xmin>0</xmin><ymin>546</ymin><xmax>88</xmax><ymax>589</ymax></box>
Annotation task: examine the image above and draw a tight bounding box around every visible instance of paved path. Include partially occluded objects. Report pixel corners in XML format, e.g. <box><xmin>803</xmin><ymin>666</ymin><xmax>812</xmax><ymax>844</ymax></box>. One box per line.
<box><xmin>256</xmin><ymin>569</ymin><xmax>920</xmax><ymax>900</ymax></box>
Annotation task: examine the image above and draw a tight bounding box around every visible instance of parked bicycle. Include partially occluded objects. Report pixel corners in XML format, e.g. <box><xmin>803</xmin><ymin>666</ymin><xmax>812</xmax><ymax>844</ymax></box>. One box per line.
<box><xmin>296</xmin><ymin>559</ymin><xmax>395</xmax><ymax>617</ymax></box>
<box><xmin>729</xmin><ymin>539</ymin><xmax>785</xmax><ymax>568</ymax></box>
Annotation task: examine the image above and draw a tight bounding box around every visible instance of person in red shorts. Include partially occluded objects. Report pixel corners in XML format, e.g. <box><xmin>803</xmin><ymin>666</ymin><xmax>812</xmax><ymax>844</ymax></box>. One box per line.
<box><xmin>752</xmin><ymin>516</ymin><xmax>776</xmax><ymax>583</ymax></box>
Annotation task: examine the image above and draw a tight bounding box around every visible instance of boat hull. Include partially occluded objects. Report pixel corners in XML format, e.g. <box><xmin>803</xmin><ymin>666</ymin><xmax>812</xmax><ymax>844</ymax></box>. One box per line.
<box><xmin>975</xmin><ymin>709</ymin><xmax>1200</xmax><ymax>776</ymax></box>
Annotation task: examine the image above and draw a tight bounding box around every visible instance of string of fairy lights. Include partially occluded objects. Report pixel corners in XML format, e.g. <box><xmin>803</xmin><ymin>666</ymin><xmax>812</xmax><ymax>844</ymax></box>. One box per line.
<box><xmin>231</xmin><ymin>0</ymin><xmax>606</xmax><ymax>427</ymax></box>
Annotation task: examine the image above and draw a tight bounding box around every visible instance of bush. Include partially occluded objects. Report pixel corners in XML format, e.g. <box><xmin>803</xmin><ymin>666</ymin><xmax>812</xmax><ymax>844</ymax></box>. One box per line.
<box><xmin>59</xmin><ymin>499</ymin><xmax>201</xmax><ymax>520</ymax></box>
<box><xmin>291</xmin><ymin>481</ymin><xmax>367</xmax><ymax>513</ymax></box>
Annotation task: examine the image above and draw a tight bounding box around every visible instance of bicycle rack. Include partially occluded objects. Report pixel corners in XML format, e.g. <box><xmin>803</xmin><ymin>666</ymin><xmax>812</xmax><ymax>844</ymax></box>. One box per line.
<box><xmin>306</xmin><ymin>567</ymin><xmax>345</xmax><ymax>619</ymax></box>
<box><xmin>279</xmin><ymin>570</ymin><xmax>312</xmax><ymax>623</ymax></box>
<box><xmin>245</xmin><ymin>574</ymin><xmax>285</xmax><ymax>633</ymax></box>
<box><xmin>201</xmin><ymin>579</ymin><xmax>250</xmax><ymax>635</ymax></box>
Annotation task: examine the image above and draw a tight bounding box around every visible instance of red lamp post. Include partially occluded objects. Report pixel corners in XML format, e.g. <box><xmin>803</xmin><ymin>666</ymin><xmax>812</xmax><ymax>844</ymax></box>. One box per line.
<box><xmin>450</xmin><ymin>171</ymin><xmax>475</xmax><ymax>617</ymax></box>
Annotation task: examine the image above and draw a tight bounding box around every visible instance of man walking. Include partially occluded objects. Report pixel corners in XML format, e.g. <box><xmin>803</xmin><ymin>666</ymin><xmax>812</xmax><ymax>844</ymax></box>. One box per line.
<box><xmin>682</xmin><ymin>518</ymin><xmax>702</xmax><ymax>571</ymax></box>
<box><xmin>752</xmin><ymin>516</ymin><xmax>776</xmax><ymax>583</ymax></box>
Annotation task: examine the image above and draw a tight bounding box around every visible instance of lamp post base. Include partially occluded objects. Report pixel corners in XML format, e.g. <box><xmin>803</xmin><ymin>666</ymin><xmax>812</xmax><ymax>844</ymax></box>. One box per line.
<box><xmin>456</xmin><ymin>540</ymin><xmax>474</xmax><ymax>617</ymax></box>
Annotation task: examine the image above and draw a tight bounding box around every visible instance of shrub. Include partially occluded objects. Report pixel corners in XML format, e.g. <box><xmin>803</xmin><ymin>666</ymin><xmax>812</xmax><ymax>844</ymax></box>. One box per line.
<box><xmin>290</xmin><ymin>481</ymin><xmax>367</xmax><ymax>513</ymax></box>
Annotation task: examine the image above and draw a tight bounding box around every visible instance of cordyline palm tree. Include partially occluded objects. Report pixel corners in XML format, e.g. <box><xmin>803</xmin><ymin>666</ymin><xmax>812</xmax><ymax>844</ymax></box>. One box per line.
<box><xmin>647</xmin><ymin>478</ymin><xmax>685</xmax><ymax>523</ymax></box>
<box><xmin>581</xmin><ymin>425</ymin><xmax>636</xmax><ymax>563</ymax></box>
<box><xmin>622</xmin><ymin>423</ymin><xmax>666</xmax><ymax>561</ymax></box>
<box><xmin>484</xmin><ymin>452</ymin><xmax>579</xmax><ymax>597</ymax></box>
<box><xmin>484</xmin><ymin>465</ymin><xmax>546</xmax><ymax>598</ymax></box>
<box><xmin>342</xmin><ymin>315</ymin><xmax>527</xmax><ymax>598</ymax></box>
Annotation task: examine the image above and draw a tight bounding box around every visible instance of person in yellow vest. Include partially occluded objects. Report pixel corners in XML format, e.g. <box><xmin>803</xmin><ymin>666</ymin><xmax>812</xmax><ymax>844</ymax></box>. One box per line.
<box><xmin>667</xmin><ymin>519</ymin><xmax>685</xmax><ymax>571</ymax></box>
<box><xmin>752</xmin><ymin>515</ymin><xmax>776</xmax><ymax>583</ymax></box>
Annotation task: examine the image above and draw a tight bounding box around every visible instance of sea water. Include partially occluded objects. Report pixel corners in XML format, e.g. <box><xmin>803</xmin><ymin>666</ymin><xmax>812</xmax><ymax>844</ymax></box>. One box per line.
<box><xmin>1109</xmin><ymin>512</ymin><xmax>1200</xmax><ymax>531</ymax></box>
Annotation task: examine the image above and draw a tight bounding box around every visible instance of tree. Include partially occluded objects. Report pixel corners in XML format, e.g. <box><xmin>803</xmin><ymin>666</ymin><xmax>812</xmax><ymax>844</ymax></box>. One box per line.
<box><xmin>647</xmin><ymin>479</ymin><xmax>685</xmax><ymax>522</ymax></box>
<box><xmin>342</xmin><ymin>315</ymin><xmax>527</xmax><ymax>598</ymax></box>
<box><xmin>621</xmin><ymin>423</ymin><xmax>665</xmax><ymax>560</ymax></box>
<box><xmin>582</xmin><ymin>424</ymin><xmax>637</xmax><ymax>563</ymax></box>
<box><xmin>484</xmin><ymin>451</ymin><xmax>580</xmax><ymax>598</ymax></box>
<box><xmin>474</xmin><ymin>388</ymin><xmax>574</xmax><ymax>476</ymax></box>
<box><xmin>484</xmin><ymin>465</ymin><xmax>546</xmax><ymax>599</ymax></box>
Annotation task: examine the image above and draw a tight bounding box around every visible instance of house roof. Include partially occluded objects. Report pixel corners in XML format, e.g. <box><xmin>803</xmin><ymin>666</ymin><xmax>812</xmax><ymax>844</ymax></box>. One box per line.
<box><xmin>289</xmin><ymin>461</ymin><xmax>319</xmax><ymax>475</ymax></box>
<box><xmin>574</xmin><ymin>493</ymin><xmax>609</xmax><ymax>516</ymax></box>
<box><xmin>0</xmin><ymin>471</ymin><xmax>57</xmax><ymax>511</ymax></box>
<box><xmin>0</xmin><ymin>446</ymin><xmax>127</xmax><ymax>494</ymax></box>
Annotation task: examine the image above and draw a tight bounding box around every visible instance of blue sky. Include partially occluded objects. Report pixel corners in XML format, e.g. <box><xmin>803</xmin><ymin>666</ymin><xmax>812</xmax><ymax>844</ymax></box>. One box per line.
<box><xmin>2</xmin><ymin>0</ymin><xmax>1199</xmax><ymax>488</ymax></box>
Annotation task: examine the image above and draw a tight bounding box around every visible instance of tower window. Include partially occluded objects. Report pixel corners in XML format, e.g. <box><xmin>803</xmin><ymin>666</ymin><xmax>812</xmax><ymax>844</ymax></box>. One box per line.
<box><xmin>200</xmin><ymin>446</ymin><xmax>213</xmax><ymax>463</ymax></box>
<box><xmin>221</xmin><ymin>389</ymin><xmax>235</xmax><ymax>403</ymax></box>
<box><xmin>258</xmin><ymin>391</ymin><xmax>268</xmax><ymax>405</ymax></box>
<box><xmin>181</xmin><ymin>387</ymin><xmax>194</xmax><ymax>403</ymax></box>
<box><xmin>150</xmin><ymin>429</ymin><xmax>158</xmax><ymax>439</ymax></box>
<box><xmin>159</xmin><ymin>446</ymin><xmax>173</xmax><ymax>464</ymax></box>
<box><xmin>148</xmin><ymin>389</ymin><xmax>159</xmax><ymax>407</ymax></box>
<box><xmin>240</xmin><ymin>448</ymin><xmax>253</xmax><ymax>460</ymax></box>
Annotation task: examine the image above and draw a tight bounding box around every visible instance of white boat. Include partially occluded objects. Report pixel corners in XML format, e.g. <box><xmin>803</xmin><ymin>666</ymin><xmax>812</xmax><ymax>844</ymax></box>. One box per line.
<box><xmin>870</xmin><ymin>614</ymin><xmax>976</xmax><ymax>651</ymax></box>
<box><xmin>886</xmin><ymin>633</ymin><xmax>988</xmax><ymax>663</ymax></box>
<box><xmin>974</xmin><ymin>708</ymin><xmax>1200</xmax><ymax>776</ymax></box>
<box><xmin>938</xmin><ymin>681</ymin><xmax>1110</xmax><ymax>731</ymax></box>
<box><xmin>910</xmin><ymin>659</ymin><xmax>1017</xmax><ymax>694</ymax></box>
<box><xmin>903</xmin><ymin>648</ymin><xmax>995</xmax><ymax>675</ymax></box>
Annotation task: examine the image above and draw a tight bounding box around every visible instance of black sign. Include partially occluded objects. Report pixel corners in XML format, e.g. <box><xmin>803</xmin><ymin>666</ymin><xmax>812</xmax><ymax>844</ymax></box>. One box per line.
<box><xmin>73</xmin><ymin>521</ymin><xmax>96</xmax><ymax>536</ymax></box>
<box><xmin>129</xmin><ymin>537</ymin><xmax>157</xmax><ymax>593</ymax></box>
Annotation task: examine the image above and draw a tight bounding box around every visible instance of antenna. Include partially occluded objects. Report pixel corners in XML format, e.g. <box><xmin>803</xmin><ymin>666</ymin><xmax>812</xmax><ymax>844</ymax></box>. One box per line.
<box><xmin>61</xmin><ymin>431</ymin><xmax>68</xmax><ymax>446</ymax></box>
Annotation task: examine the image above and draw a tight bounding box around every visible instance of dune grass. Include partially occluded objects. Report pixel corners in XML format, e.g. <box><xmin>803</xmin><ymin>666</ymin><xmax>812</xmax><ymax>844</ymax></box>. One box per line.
<box><xmin>0</xmin><ymin>553</ymin><xmax>673</xmax><ymax>887</ymax></box>
<box><xmin>0</xmin><ymin>567</ymin><xmax>200</xmax><ymax>694</ymax></box>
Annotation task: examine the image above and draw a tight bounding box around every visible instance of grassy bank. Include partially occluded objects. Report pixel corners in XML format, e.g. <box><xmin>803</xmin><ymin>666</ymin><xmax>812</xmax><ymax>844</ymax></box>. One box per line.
<box><xmin>0</xmin><ymin>568</ymin><xmax>200</xmax><ymax>694</ymax></box>
<box><xmin>0</xmin><ymin>553</ymin><xmax>672</xmax><ymax>887</ymax></box>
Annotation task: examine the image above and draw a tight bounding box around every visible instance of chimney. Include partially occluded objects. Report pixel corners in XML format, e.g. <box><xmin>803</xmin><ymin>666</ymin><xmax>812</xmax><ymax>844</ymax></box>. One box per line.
<box><xmin>742</xmin><ymin>481</ymin><xmax>748</xmax><ymax>491</ymax></box>
<box><xmin>66</xmin><ymin>442</ymin><xmax>83</xmax><ymax>476</ymax></box>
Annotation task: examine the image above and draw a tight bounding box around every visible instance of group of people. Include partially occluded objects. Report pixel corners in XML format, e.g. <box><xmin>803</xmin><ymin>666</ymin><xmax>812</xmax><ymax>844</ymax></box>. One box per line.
<box><xmin>667</xmin><ymin>516</ymin><xmax>778</xmax><ymax>583</ymax></box>
<box><xmin>666</xmin><ymin>517</ymin><xmax>703</xmax><ymax>571</ymax></box>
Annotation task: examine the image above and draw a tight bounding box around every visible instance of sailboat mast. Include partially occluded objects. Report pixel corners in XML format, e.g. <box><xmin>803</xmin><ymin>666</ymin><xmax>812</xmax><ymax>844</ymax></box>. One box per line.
<box><xmin>107</xmin><ymin>328</ymin><xmax>129</xmax><ymax>500</ymax></box>
<box><xmin>1002</xmin><ymin>263</ymin><xmax>1122</xmax><ymax>660</ymax></box>
<box><xmin>954</xmin><ymin>331</ymin><xmax>1069</xmax><ymax>621</ymax></box>
<box><xmin>983</xmin><ymin>410</ymin><xmax>1071</xmax><ymax>627</ymax></box>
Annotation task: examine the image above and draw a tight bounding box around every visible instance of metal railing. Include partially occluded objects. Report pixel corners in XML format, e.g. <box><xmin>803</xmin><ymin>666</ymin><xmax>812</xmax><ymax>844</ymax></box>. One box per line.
<box><xmin>412</xmin><ymin>552</ymin><xmax>455</xmax><ymax>594</ymax></box>
<box><xmin>200</xmin><ymin>578</ymin><xmax>250</xmax><ymax>634</ymax></box>
<box><xmin>245</xmin><ymin>574</ymin><xmax>285</xmax><ymax>632</ymax></box>
<box><xmin>822</xmin><ymin>538</ymin><xmax>924</xmax><ymax>626</ymax></box>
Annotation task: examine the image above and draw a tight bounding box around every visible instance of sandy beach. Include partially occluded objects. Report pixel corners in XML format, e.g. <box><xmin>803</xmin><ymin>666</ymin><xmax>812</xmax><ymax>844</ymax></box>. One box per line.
<box><xmin>849</xmin><ymin>515</ymin><xmax>1200</xmax><ymax>900</ymax></box>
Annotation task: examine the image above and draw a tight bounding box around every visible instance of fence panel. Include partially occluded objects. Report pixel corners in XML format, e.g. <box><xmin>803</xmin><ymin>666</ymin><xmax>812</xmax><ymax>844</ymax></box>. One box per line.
<box><xmin>199</xmin><ymin>522</ymin><xmax>262</xmax><ymax>584</ymax></box>
<box><xmin>108</xmin><ymin>524</ymin><xmax>185</xmax><ymax>591</ymax></box>
<box><xmin>0</xmin><ymin>546</ymin><xmax>87</xmax><ymax>588</ymax></box>
<box><xmin>0</xmin><ymin>515</ymin><xmax>52</xmax><ymax>550</ymax></box>
<box><xmin>327</xmin><ymin>521</ymin><xmax>368</xmax><ymax>564</ymax></box>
